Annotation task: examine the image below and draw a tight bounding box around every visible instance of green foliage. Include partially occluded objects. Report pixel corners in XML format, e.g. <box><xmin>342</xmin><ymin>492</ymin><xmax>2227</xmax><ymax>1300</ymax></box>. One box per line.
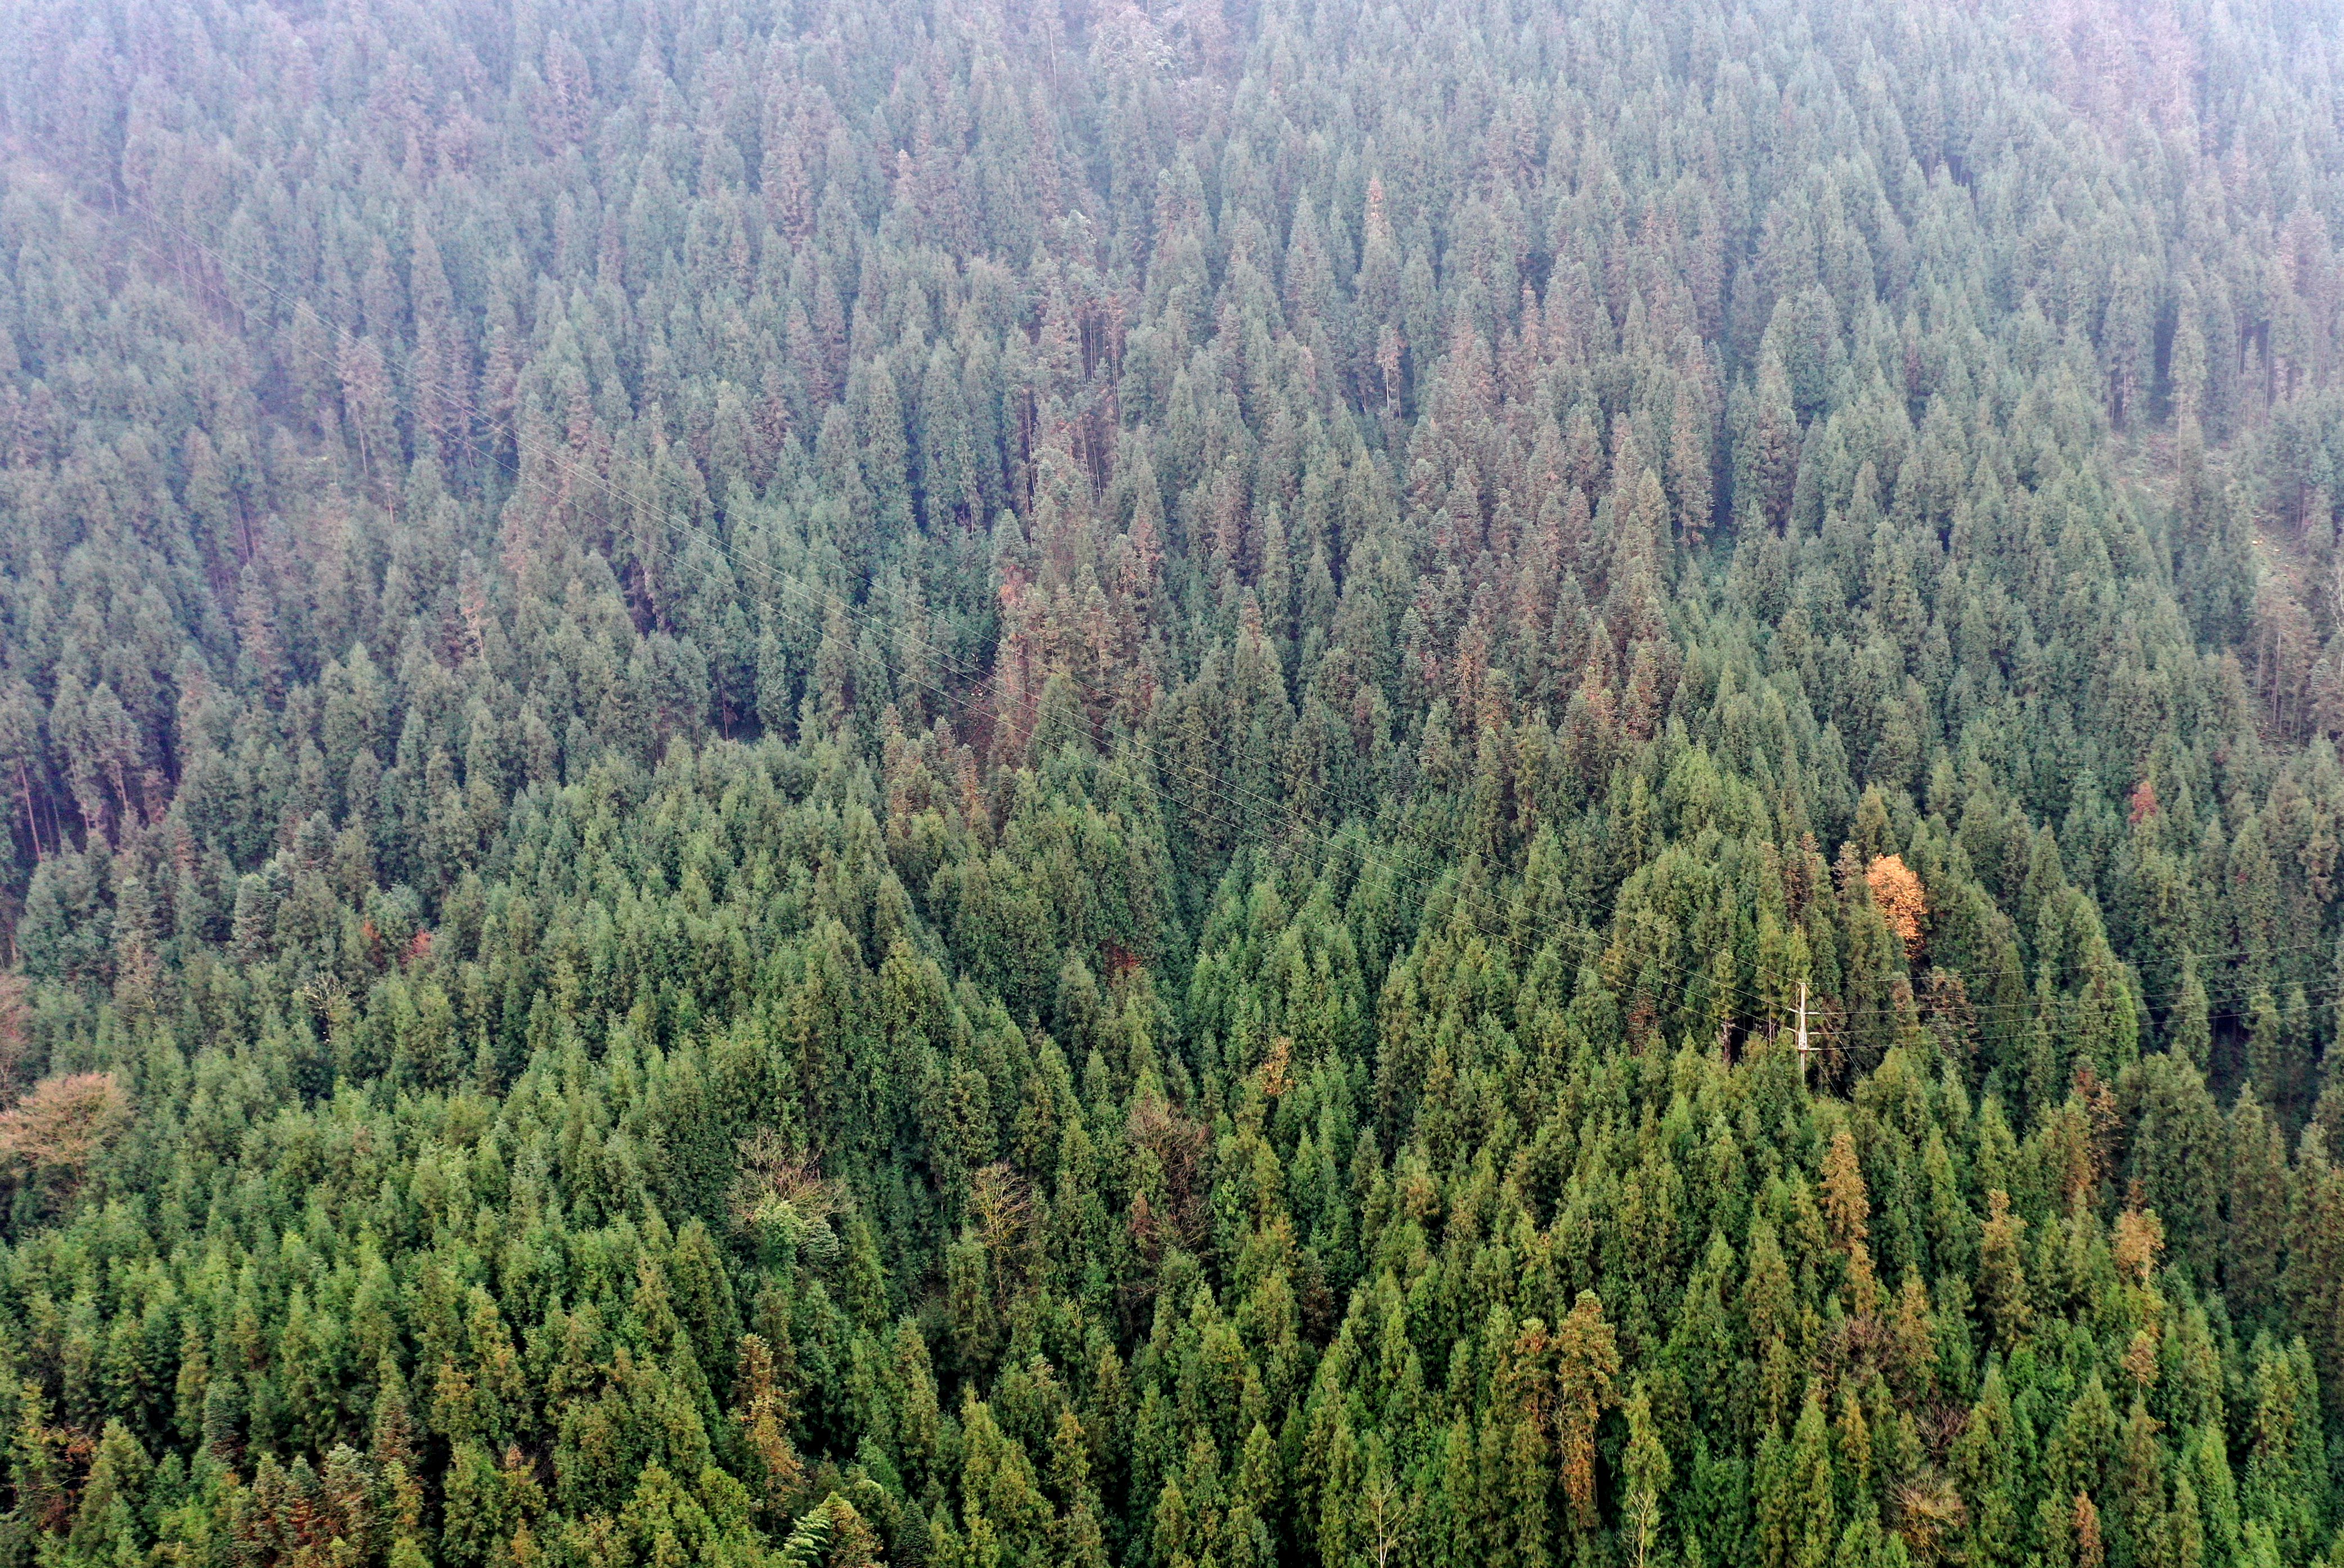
<box><xmin>1</xmin><ymin>0</ymin><xmax>2343</xmax><ymax>1563</ymax></box>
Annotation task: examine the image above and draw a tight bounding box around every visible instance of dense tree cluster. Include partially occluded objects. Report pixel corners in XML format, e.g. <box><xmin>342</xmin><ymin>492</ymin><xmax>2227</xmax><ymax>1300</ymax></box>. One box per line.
<box><xmin>2</xmin><ymin>0</ymin><xmax>2344</xmax><ymax>1563</ymax></box>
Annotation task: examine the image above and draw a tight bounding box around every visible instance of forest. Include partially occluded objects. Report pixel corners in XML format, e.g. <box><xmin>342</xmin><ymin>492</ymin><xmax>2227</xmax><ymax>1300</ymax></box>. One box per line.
<box><xmin>2</xmin><ymin>0</ymin><xmax>2344</xmax><ymax>1563</ymax></box>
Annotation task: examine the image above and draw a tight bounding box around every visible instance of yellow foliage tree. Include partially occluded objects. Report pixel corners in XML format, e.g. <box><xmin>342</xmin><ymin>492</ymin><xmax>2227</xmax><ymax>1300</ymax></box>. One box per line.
<box><xmin>1866</xmin><ymin>854</ymin><xmax>1927</xmax><ymax>958</ymax></box>
<box><xmin>0</xmin><ymin>1071</ymin><xmax>129</xmax><ymax>1177</ymax></box>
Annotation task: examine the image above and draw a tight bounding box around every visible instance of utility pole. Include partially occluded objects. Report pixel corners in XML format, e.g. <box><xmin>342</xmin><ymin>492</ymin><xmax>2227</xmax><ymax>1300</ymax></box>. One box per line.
<box><xmin>1794</xmin><ymin>981</ymin><xmax>1814</xmax><ymax>1085</ymax></box>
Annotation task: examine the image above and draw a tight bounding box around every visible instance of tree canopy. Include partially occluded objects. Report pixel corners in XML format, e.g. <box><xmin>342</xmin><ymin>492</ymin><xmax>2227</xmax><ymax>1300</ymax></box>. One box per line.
<box><xmin>3</xmin><ymin>0</ymin><xmax>2344</xmax><ymax>1565</ymax></box>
